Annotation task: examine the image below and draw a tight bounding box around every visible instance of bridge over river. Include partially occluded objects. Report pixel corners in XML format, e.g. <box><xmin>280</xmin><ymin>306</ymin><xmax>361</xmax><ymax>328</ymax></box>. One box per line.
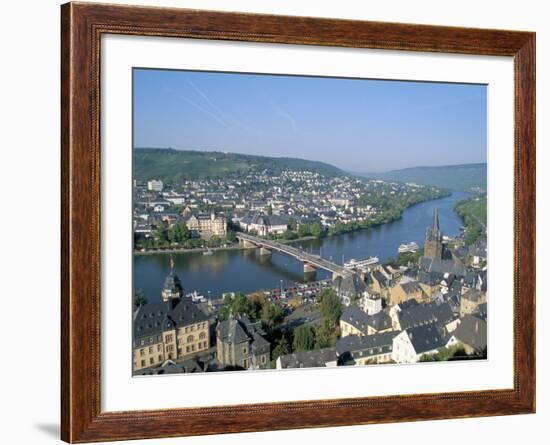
<box><xmin>236</xmin><ymin>233</ymin><xmax>352</xmax><ymax>278</ymax></box>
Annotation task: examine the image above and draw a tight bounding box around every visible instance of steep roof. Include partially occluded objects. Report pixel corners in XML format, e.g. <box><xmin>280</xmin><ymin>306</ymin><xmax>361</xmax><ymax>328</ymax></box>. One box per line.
<box><xmin>398</xmin><ymin>302</ymin><xmax>455</xmax><ymax>330</ymax></box>
<box><xmin>405</xmin><ymin>322</ymin><xmax>446</xmax><ymax>355</ymax></box>
<box><xmin>341</xmin><ymin>305</ymin><xmax>392</xmax><ymax>334</ymax></box>
<box><xmin>278</xmin><ymin>347</ymin><xmax>337</xmax><ymax>369</ymax></box>
<box><xmin>133</xmin><ymin>299</ymin><xmax>208</xmax><ymax>346</ymax></box>
<box><xmin>453</xmin><ymin>315</ymin><xmax>487</xmax><ymax>352</ymax></box>
<box><xmin>419</xmin><ymin>257</ymin><xmax>467</xmax><ymax>277</ymax></box>
<box><xmin>336</xmin><ymin>332</ymin><xmax>397</xmax><ymax>357</ymax></box>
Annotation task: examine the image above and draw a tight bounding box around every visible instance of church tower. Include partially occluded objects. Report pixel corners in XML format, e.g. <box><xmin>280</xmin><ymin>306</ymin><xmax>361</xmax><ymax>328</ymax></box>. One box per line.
<box><xmin>424</xmin><ymin>208</ymin><xmax>443</xmax><ymax>259</ymax></box>
<box><xmin>161</xmin><ymin>256</ymin><xmax>183</xmax><ymax>302</ymax></box>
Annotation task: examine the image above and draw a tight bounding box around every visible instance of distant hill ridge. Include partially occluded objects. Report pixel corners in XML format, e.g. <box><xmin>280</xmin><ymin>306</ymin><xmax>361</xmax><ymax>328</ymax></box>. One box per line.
<box><xmin>133</xmin><ymin>148</ymin><xmax>344</xmax><ymax>182</ymax></box>
<box><xmin>363</xmin><ymin>163</ymin><xmax>487</xmax><ymax>192</ymax></box>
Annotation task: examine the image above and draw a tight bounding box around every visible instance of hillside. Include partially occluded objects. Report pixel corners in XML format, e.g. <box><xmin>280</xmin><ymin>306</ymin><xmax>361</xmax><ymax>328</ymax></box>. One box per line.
<box><xmin>133</xmin><ymin>148</ymin><xmax>344</xmax><ymax>182</ymax></box>
<box><xmin>364</xmin><ymin>163</ymin><xmax>487</xmax><ymax>192</ymax></box>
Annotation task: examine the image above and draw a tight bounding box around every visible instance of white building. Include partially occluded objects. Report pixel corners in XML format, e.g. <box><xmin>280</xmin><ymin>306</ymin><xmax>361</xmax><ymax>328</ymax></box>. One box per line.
<box><xmin>361</xmin><ymin>293</ymin><xmax>382</xmax><ymax>315</ymax></box>
<box><xmin>147</xmin><ymin>179</ymin><xmax>164</xmax><ymax>192</ymax></box>
<box><xmin>391</xmin><ymin>323</ymin><xmax>446</xmax><ymax>364</ymax></box>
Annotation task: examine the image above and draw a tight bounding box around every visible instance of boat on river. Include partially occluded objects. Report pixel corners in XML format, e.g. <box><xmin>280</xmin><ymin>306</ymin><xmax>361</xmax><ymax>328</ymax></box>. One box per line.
<box><xmin>398</xmin><ymin>242</ymin><xmax>419</xmax><ymax>254</ymax></box>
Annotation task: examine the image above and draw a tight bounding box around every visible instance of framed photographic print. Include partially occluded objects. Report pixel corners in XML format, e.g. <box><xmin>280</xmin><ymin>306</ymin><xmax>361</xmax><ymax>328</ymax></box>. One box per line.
<box><xmin>61</xmin><ymin>2</ymin><xmax>535</xmax><ymax>443</ymax></box>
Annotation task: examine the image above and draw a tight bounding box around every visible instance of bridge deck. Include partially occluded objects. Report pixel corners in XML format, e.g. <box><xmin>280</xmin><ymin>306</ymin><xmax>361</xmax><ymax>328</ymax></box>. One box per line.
<box><xmin>236</xmin><ymin>233</ymin><xmax>350</xmax><ymax>276</ymax></box>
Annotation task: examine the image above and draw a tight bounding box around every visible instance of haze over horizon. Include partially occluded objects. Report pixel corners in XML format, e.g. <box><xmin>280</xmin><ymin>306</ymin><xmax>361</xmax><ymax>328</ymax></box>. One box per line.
<box><xmin>134</xmin><ymin>69</ymin><xmax>487</xmax><ymax>172</ymax></box>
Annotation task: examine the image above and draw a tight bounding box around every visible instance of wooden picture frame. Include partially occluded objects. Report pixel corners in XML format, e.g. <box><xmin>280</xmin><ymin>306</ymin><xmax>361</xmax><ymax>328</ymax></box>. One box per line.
<box><xmin>61</xmin><ymin>2</ymin><xmax>535</xmax><ymax>442</ymax></box>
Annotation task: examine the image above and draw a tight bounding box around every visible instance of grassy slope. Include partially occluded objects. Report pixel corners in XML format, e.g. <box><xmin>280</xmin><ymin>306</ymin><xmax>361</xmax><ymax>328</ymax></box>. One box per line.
<box><xmin>365</xmin><ymin>163</ymin><xmax>487</xmax><ymax>192</ymax></box>
<box><xmin>455</xmin><ymin>195</ymin><xmax>487</xmax><ymax>225</ymax></box>
<box><xmin>134</xmin><ymin>148</ymin><xmax>343</xmax><ymax>181</ymax></box>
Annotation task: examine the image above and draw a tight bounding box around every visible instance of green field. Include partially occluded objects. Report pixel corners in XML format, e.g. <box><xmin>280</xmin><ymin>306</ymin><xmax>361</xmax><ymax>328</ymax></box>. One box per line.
<box><xmin>455</xmin><ymin>195</ymin><xmax>487</xmax><ymax>225</ymax></box>
<box><xmin>454</xmin><ymin>195</ymin><xmax>487</xmax><ymax>245</ymax></box>
<box><xmin>133</xmin><ymin>148</ymin><xmax>344</xmax><ymax>182</ymax></box>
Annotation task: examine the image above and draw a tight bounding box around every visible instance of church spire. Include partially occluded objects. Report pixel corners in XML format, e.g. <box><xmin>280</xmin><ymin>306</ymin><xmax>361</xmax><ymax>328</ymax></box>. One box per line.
<box><xmin>424</xmin><ymin>208</ymin><xmax>443</xmax><ymax>259</ymax></box>
<box><xmin>431</xmin><ymin>208</ymin><xmax>440</xmax><ymax>235</ymax></box>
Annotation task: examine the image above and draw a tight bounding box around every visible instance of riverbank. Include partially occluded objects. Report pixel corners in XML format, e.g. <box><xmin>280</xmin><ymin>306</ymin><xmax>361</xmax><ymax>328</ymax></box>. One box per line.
<box><xmin>134</xmin><ymin>191</ymin><xmax>468</xmax><ymax>301</ymax></box>
<box><xmin>134</xmin><ymin>193</ymin><xmax>452</xmax><ymax>256</ymax></box>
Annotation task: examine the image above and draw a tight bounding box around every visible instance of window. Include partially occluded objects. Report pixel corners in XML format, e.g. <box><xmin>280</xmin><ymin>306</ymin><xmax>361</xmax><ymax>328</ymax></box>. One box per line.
<box><xmin>187</xmin><ymin>335</ymin><xmax>194</xmax><ymax>343</ymax></box>
<box><xmin>149</xmin><ymin>357</ymin><xmax>154</xmax><ymax>365</ymax></box>
<box><xmin>186</xmin><ymin>346</ymin><xmax>190</xmax><ymax>353</ymax></box>
<box><xmin>191</xmin><ymin>345</ymin><xmax>195</xmax><ymax>351</ymax></box>
<box><xmin>157</xmin><ymin>344</ymin><xmax>162</xmax><ymax>352</ymax></box>
<box><xmin>141</xmin><ymin>360</ymin><xmax>145</xmax><ymax>367</ymax></box>
<box><xmin>243</xmin><ymin>347</ymin><xmax>247</xmax><ymax>354</ymax></box>
<box><xmin>261</xmin><ymin>356</ymin><xmax>266</xmax><ymax>364</ymax></box>
<box><xmin>140</xmin><ymin>349</ymin><xmax>145</xmax><ymax>357</ymax></box>
<box><xmin>158</xmin><ymin>355</ymin><xmax>162</xmax><ymax>362</ymax></box>
<box><xmin>148</xmin><ymin>346</ymin><xmax>153</xmax><ymax>354</ymax></box>
<box><xmin>165</xmin><ymin>334</ymin><xmax>173</xmax><ymax>342</ymax></box>
<box><xmin>167</xmin><ymin>344</ymin><xmax>174</xmax><ymax>352</ymax></box>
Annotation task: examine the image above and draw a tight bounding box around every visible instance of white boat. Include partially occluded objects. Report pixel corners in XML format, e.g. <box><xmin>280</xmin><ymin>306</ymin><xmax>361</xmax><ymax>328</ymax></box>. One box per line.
<box><xmin>186</xmin><ymin>291</ymin><xmax>207</xmax><ymax>303</ymax></box>
<box><xmin>344</xmin><ymin>256</ymin><xmax>379</xmax><ymax>269</ymax></box>
<box><xmin>398</xmin><ymin>242</ymin><xmax>419</xmax><ymax>254</ymax></box>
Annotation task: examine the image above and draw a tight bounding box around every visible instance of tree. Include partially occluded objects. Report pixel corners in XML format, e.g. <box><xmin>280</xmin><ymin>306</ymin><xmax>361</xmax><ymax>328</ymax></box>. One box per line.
<box><xmin>271</xmin><ymin>336</ymin><xmax>290</xmax><ymax>362</ymax></box>
<box><xmin>261</xmin><ymin>302</ymin><xmax>285</xmax><ymax>332</ymax></box>
<box><xmin>287</xmin><ymin>217</ymin><xmax>298</xmax><ymax>231</ymax></box>
<box><xmin>320</xmin><ymin>288</ymin><xmax>342</xmax><ymax>329</ymax></box>
<box><xmin>311</xmin><ymin>221</ymin><xmax>324</xmax><ymax>238</ymax></box>
<box><xmin>292</xmin><ymin>325</ymin><xmax>316</xmax><ymax>351</ymax></box>
<box><xmin>218</xmin><ymin>293</ymin><xmax>258</xmax><ymax>321</ymax></box>
<box><xmin>314</xmin><ymin>320</ymin><xmax>337</xmax><ymax>348</ymax></box>
<box><xmin>298</xmin><ymin>223</ymin><xmax>311</xmax><ymax>237</ymax></box>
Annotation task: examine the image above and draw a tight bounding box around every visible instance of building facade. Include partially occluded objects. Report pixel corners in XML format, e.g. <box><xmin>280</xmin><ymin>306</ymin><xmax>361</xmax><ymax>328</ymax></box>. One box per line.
<box><xmin>133</xmin><ymin>271</ymin><xmax>210</xmax><ymax>373</ymax></box>
<box><xmin>185</xmin><ymin>212</ymin><xmax>227</xmax><ymax>238</ymax></box>
<box><xmin>147</xmin><ymin>179</ymin><xmax>164</xmax><ymax>192</ymax></box>
<box><xmin>216</xmin><ymin>314</ymin><xmax>270</xmax><ymax>370</ymax></box>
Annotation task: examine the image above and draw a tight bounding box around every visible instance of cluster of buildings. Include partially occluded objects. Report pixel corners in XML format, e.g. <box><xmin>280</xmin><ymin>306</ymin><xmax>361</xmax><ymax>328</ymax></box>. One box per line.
<box><xmin>133</xmin><ymin>266</ymin><xmax>272</xmax><ymax>374</ymax></box>
<box><xmin>134</xmin><ymin>207</ymin><xmax>488</xmax><ymax>374</ymax></box>
<box><xmin>276</xmin><ymin>209</ymin><xmax>487</xmax><ymax>368</ymax></box>
<box><xmin>133</xmin><ymin>171</ymin><xmax>438</xmax><ymax>246</ymax></box>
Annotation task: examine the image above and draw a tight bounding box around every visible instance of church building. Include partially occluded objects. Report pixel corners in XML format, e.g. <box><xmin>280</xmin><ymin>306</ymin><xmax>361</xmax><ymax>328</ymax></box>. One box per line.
<box><xmin>424</xmin><ymin>208</ymin><xmax>443</xmax><ymax>259</ymax></box>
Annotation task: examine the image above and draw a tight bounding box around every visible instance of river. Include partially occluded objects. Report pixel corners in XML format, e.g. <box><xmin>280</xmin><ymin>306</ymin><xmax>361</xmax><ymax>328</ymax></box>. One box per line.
<box><xmin>134</xmin><ymin>191</ymin><xmax>470</xmax><ymax>302</ymax></box>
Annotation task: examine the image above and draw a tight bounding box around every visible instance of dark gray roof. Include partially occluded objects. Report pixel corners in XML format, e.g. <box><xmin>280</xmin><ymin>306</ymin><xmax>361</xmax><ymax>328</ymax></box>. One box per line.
<box><xmin>216</xmin><ymin>315</ymin><xmax>269</xmax><ymax>352</ymax></box>
<box><xmin>217</xmin><ymin>317</ymin><xmax>249</xmax><ymax>345</ymax></box>
<box><xmin>241</xmin><ymin>211</ymin><xmax>289</xmax><ymax>227</ymax></box>
<box><xmin>336</xmin><ymin>332</ymin><xmax>397</xmax><ymax>357</ymax></box>
<box><xmin>278</xmin><ymin>347</ymin><xmax>337</xmax><ymax>369</ymax></box>
<box><xmin>340</xmin><ymin>305</ymin><xmax>392</xmax><ymax>334</ymax></box>
<box><xmin>398</xmin><ymin>302</ymin><xmax>454</xmax><ymax>330</ymax></box>
<box><xmin>372</xmin><ymin>270</ymin><xmax>389</xmax><ymax>286</ymax></box>
<box><xmin>453</xmin><ymin>315</ymin><xmax>487</xmax><ymax>352</ymax></box>
<box><xmin>405</xmin><ymin>322</ymin><xmax>446</xmax><ymax>355</ymax></box>
<box><xmin>419</xmin><ymin>257</ymin><xmax>466</xmax><ymax>277</ymax></box>
<box><xmin>133</xmin><ymin>299</ymin><xmax>208</xmax><ymax>347</ymax></box>
<box><xmin>333</xmin><ymin>273</ymin><xmax>367</xmax><ymax>296</ymax></box>
<box><xmin>155</xmin><ymin>359</ymin><xmax>204</xmax><ymax>375</ymax></box>
<box><xmin>163</xmin><ymin>271</ymin><xmax>183</xmax><ymax>294</ymax></box>
<box><xmin>475</xmin><ymin>302</ymin><xmax>487</xmax><ymax>321</ymax></box>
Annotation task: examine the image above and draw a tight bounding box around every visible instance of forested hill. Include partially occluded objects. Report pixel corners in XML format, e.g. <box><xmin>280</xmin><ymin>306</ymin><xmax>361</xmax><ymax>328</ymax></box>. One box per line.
<box><xmin>363</xmin><ymin>163</ymin><xmax>487</xmax><ymax>192</ymax></box>
<box><xmin>134</xmin><ymin>148</ymin><xmax>344</xmax><ymax>182</ymax></box>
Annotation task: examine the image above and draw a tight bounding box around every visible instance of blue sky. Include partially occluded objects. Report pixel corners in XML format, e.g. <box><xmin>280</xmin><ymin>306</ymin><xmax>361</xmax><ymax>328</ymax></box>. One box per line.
<box><xmin>133</xmin><ymin>68</ymin><xmax>487</xmax><ymax>173</ymax></box>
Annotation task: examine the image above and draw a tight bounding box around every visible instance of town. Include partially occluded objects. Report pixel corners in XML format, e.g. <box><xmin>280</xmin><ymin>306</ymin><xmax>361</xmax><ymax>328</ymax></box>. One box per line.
<box><xmin>132</xmin><ymin>171</ymin><xmax>487</xmax><ymax>375</ymax></box>
<box><xmin>133</xmin><ymin>169</ymin><xmax>449</xmax><ymax>252</ymax></box>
